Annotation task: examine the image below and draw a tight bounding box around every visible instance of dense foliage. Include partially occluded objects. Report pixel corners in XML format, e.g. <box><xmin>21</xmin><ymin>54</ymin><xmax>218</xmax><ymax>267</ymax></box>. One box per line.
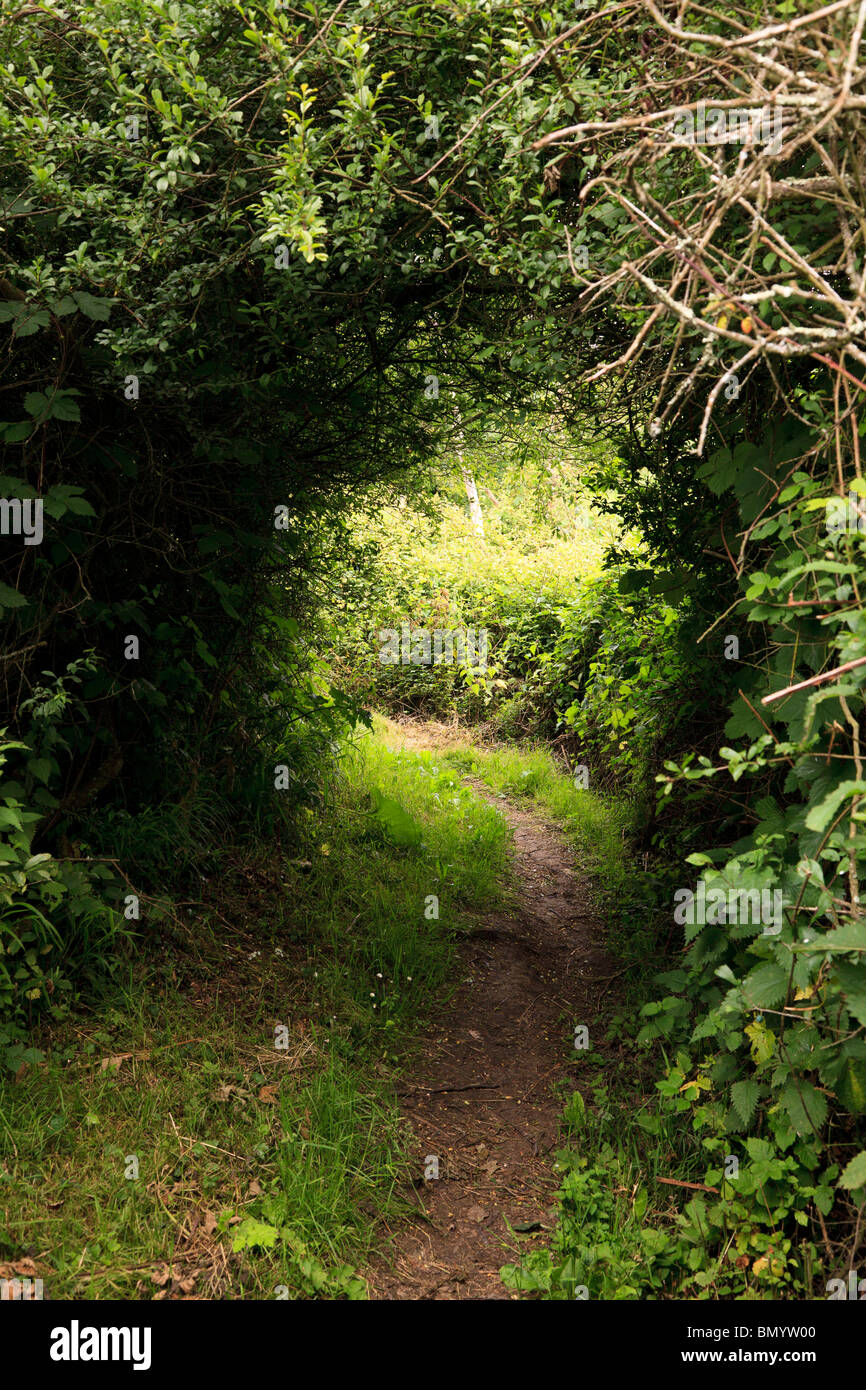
<box><xmin>2</xmin><ymin>0</ymin><xmax>865</xmax><ymax>1294</ymax></box>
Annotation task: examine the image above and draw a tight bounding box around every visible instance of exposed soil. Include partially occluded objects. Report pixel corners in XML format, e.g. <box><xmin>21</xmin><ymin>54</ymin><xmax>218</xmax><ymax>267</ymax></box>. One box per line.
<box><xmin>365</xmin><ymin>723</ymin><xmax>618</xmax><ymax>1300</ymax></box>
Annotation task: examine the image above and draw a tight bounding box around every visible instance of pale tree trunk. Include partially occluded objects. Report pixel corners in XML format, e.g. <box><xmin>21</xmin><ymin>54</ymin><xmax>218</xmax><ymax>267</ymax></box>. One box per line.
<box><xmin>453</xmin><ymin>404</ymin><xmax>484</xmax><ymax>537</ymax></box>
<box><xmin>461</xmin><ymin>466</ymin><xmax>485</xmax><ymax>537</ymax></box>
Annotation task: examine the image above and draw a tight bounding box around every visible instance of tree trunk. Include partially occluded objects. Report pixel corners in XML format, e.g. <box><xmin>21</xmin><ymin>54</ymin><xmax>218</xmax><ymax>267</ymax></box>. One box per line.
<box><xmin>453</xmin><ymin>405</ymin><xmax>484</xmax><ymax>537</ymax></box>
<box><xmin>461</xmin><ymin>466</ymin><xmax>485</xmax><ymax>537</ymax></box>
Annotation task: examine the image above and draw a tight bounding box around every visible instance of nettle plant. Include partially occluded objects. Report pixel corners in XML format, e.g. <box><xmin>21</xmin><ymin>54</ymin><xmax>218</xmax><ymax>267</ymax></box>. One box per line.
<box><xmin>516</xmin><ymin>0</ymin><xmax>866</xmax><ymax>1259</ymax></box>
<box><xmin>644</xmin><ymin>424</ymin><xmax>866</xmax><ymax>1238</ymax></box>
<box><xmin>557</xmin><ymin>580</ymin><xmax>690</xmax><ymax>791</ymax></box>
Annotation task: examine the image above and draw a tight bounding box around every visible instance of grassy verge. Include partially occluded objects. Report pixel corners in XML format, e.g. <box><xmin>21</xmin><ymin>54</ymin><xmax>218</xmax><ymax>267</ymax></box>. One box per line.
<box><xmin>0</xmin><ymin>727</ymin><xmax>509</xmax><ymax>1300</ymax></box>
<box><xmin>441</xmin><ymin>741</ymin><xmax>628</xmax><ymax>875</ymax></box>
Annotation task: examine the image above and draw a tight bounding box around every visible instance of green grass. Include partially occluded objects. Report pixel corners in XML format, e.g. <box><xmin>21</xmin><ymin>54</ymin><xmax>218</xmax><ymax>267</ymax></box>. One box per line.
<box><xmin>440</xmin><ymin>739</ymin><xmax>632</xmax><ymax>896</ymax></box>
<box><xmin>285</xmin><ymin>727</ymin><xmax>509</xmax><ymax>1038</ymax></box>
<box><xmin>2</xmin><ymin>721</ymin><xmax>814</xmax><ymax>1302</ymax></box>
<box><xmin>0</xmin><ymin>724</ymin><xmax>511</xmax><ymax>1300</ymax></box>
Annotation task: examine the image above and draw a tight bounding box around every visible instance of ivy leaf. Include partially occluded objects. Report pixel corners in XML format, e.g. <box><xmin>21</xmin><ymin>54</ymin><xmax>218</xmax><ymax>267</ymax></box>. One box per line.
<box><xmin>724</xmin><ymin>694</ymin><xmax>767</xmax><ymax>739</ymax></box>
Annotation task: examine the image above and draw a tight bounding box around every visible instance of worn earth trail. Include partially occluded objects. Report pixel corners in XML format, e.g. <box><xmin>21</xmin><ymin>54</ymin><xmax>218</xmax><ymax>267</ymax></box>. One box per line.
<box><xmin>365</xmin><ymin>723</ymin><xmax>617</xmax><ymax>1300</ymax></box>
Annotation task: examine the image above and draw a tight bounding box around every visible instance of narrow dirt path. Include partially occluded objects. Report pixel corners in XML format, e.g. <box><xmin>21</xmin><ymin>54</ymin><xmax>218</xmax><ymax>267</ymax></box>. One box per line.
<box><xmin>366</xmin><ymin>728</ymin><xmax>617</xmax><ymax>1300</ymax></box>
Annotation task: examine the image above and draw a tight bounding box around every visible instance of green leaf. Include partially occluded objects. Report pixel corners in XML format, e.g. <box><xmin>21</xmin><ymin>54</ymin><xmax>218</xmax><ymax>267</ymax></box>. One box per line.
<box><xmin>48</xmin><ymin>392</ymin><xmax>81</xmax><ymax>423</ymax></box>
<box><xmin>23</xmin><ymin>391</ymin><xmax>49</xmax><ymax>420</ymax></box>
<box><xmin>730</xmin><ymin>1078</ymin><xmax>760</xmax><ymax>1126</ymax></box>
<box><xmin>805</xmin><ymin>781</ymin><xmax>866</xmax><ymax>833</ymax></box>
<box><xmin>23</xmin><ymin>390</ymin><xmax>81</xmax><ymax>423</ymax></box>
<box><xmin>0</xmin><ymin>421</ymin><xmax>33</xmax><ymax>442</ymax></box>
<box><xmin>745</xmin><ymin>1019</ymin><xmax>775</xmax><ymax>1066</ymax></box>
<box><xmin>369</xmin><ymin>789</ymin><xmax>422</xmax><ymax>847</ymax></box>
<box><xmin>11</xmin><ymin>307</ymin><xmax>50</xmax><ymax>337</ymax></box>
<box><xmin>799</xmin><ymin>922</ymin><xmax>866</xmax><ymax>955</ymax></box>
<box><xmin>231</xmin><ymin>1217</ymin><xmax>280</xmax><ymax>1251</ymax></box>
<box><xmin>836</xmin><ymin>1056</ymin><xmax>866</xmax><ymax>1116</ymax></box>
<box><xmin>780</xmin><ymin>1079</ymin><xmax>827</xmax><ymax>1136</ymax></box>
<box><xmin>838</xmin><ymin>1151</ymin><xmax>866</xmax><ymax>1191</ymax></box>
<box><xmin>833</xmin><ymin>960</ymin><xmax>866</xmax><ymax>1027</ymax></box>
<box><xmin>741</xmin><ymin>963</ymin><xmax>788</xmax><ymax>1009</ymax></box>
<box><xmin>71</xmin><ymin>290</ymin><xmax>114</xmax><ymax>321</ymax></box>
<box><xmin>45</xmin><ymin>484</ymin><xmax>94</xmax><ymax>516</ymax></box>
<box><xmin>0</xmin><ymin>582</ymin><xmax>28</xmax><ymax>610</ymax></box>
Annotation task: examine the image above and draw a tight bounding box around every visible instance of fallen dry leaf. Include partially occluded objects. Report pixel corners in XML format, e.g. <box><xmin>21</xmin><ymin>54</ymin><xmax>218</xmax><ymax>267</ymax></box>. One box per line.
<box><xmin>99</xmin><ymin>1051</ymin><xmax>150</xmax><ymax>1072</ymax></box>
<box><xmin>0</xmin><ymin>1258</ymin><xmax>41</xmax><ymax>1279</ymax></box>
<box><xmin>100</xmin><ymin>1054</ymin><xmax>127</xmax><ymax>1072</ymax></box>
<box><xmin>213</xmin><ymin>1083</ymin><xmax>249</xmax><ymax>1103</ymax></box>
